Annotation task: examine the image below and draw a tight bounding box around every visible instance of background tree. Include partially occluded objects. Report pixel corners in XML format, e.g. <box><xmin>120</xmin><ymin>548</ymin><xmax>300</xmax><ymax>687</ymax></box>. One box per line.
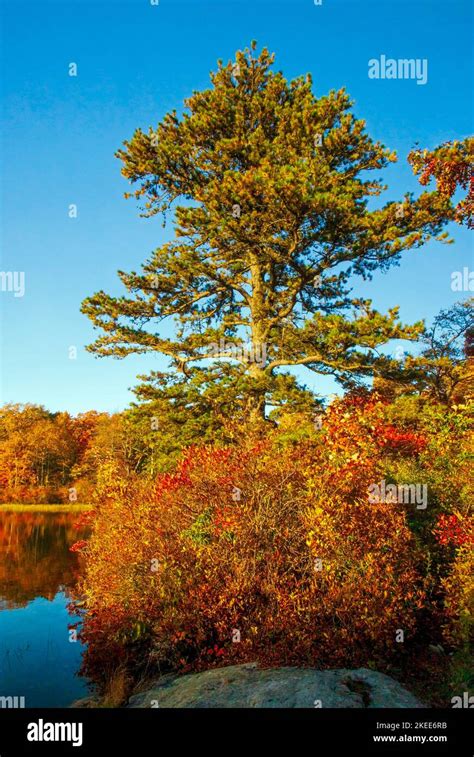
<box><xmin>82</xmin><ymin>44</ymin><xmax>453</xmax><ymax>422</ymax></box>
<box><xmin>0</xmin><ymin>406</ymin><xmax>139</xmax><ymax>503</ymax></box>
<box><xmin>0</xmin><ymin>405</ymin><xmax>77</xmax><ymax>501</ymax></box>
<box><xmin>373</xmin><ymin>300</ymin><xmax>474</xmax><ymax>404</ymax></box>
<box><xmin>404</xmin><ymin>299</ymin><xmax>474</xmax><ymax>404</ymax></box>
<box><xmin>72</xmin><ymin>411</ymin><xmax>150</xmax><ymax>481</ymax></box>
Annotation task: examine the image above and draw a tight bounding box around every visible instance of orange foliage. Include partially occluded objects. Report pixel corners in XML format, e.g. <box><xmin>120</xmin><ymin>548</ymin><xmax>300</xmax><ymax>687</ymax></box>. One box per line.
<box><xmin>78</xmin><ymin>394</ymin><xmax>428</xmax><ymax>686</ymax></box>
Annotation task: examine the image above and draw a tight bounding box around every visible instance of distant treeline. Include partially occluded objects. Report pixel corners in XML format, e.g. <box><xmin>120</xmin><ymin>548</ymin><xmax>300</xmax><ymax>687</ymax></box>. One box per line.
<box><xmin>0</xmin><ymin>406</ymin><xmax>145</xmax><ymax>504</ymax></box>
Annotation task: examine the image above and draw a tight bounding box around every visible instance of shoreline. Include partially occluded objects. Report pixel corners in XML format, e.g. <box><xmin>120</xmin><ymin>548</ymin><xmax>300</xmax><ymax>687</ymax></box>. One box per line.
<box><xmin>0</xmin><ymin>504</ymin><xmax>93</xmax><ymax>513</ymax></box>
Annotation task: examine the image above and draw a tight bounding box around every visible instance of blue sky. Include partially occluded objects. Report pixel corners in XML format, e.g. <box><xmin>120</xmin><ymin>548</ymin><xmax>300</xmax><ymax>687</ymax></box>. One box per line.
<box><xmin>1</xmin><ymin>0</ymin><xmax>472</xmax><ymax>414</ymax></box>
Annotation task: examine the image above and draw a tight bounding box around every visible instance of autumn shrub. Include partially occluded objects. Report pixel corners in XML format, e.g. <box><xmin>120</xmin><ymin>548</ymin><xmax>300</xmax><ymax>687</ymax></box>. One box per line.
<box><xmin>76</xmin><ymin>393</ymin><xmax>433</xmax><ymax>690</ymax></box>
<box><xmin>434</xmin><ymin>513</ymin><xmax>473</xmax><ymax>652</ymax></box>
<box><xmin>384</xmin><ymin>396</ymin><xmax>473</xmax><ymax>517</ymax></box>
<box><xmin>379</xmin><ymin>397</ymin><xmax>473</xmax><ymax>655</ymax></box>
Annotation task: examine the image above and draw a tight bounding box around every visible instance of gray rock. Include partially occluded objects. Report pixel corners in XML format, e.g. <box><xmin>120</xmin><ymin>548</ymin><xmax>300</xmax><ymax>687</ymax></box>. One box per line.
<box><xmin>127</xmin><ymin>663</ymin><xmax>425</xmax><ymax>708</ymax></box>
<box><xmin>70</xmin><ymin>696</ymin><xmax>100</xmax><ymax>708</ymax></box>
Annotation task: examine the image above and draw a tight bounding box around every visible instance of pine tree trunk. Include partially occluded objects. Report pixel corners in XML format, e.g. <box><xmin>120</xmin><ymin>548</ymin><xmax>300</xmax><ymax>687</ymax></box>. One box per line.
<box><xmin>248</xmin><ymin>253</ymin><xmax>268</xmax><ymax>423</ymax></box>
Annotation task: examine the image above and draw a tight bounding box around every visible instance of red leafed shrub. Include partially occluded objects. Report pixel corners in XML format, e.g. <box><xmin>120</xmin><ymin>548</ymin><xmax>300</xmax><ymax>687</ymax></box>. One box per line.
<box><xmin>320</xmin><ymin>391</ymin><xmax>426</xmax><ymax>458</ymax></box>
<box><xmin>434</xmin><ymin>514</ymin><xmax>473</xmax><ymax>548</ymax></box>
<box><xmin>70</xmin><ymin>540</ymin><xmax>89</xmax><ymax>553</ymax></box>
<box><xmin>376</xmin><ymin>425</ymin><xmax>427</xmax><ymax>456</ymax></box>
<box><xmin>75</xmin><ymin>393</ymin><xmax>473</xmax><ymax>696</ymax></box>
<box><xmin>77</xmin><ymin>410</ymin><xmax>425</xmax><ymax>690</ymax></box>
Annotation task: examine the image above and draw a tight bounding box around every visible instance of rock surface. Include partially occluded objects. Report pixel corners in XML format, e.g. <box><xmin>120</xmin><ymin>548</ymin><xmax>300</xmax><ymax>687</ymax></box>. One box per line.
<box><xmin>127</xmin><ymin>663</ymin><xmax>425</xmax><ymax>708</ymax></box>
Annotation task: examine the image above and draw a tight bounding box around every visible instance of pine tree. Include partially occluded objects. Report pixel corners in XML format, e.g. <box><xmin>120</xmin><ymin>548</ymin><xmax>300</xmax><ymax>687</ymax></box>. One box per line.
<box><xmin>82</xmin><ymin>43</ymin><xmax>452</xmax><ymax>422</ymax></box>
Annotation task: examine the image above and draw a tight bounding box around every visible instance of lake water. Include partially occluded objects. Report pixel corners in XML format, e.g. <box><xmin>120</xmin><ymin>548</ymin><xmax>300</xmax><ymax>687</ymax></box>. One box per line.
<box><xmin>0</xmin><ymin>511</ymin><xmax>91</xmax><ymax>707</ymax></box>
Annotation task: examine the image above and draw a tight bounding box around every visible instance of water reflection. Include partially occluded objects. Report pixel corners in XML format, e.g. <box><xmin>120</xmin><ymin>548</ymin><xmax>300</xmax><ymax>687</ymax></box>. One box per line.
<box><xmin>0</xmin><ymin>512</ymin><xmax>91</xmax><ymax>707</ymax></box>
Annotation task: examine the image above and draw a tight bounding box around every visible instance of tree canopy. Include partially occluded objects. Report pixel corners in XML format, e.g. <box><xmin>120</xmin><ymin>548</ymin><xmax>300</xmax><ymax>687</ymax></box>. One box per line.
<box><xmin>82</xmin><ymin>43</ymin><xmax>454</xmax><ymax>421</ymax></box>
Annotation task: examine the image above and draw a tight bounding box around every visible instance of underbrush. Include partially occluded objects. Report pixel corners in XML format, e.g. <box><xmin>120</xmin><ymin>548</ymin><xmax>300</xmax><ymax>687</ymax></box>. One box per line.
<box><xmin>74</xmin><ymin>393</ymin><xmax>473</xmax><ymax>706</ymax></box>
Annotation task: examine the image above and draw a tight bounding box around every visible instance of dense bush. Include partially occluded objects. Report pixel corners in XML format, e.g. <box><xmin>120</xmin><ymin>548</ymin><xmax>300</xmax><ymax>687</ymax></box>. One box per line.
<box><xmin>74</xmin><ymin>392</ymin><xmax>474</xmax><ymax>692</ymax></box>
